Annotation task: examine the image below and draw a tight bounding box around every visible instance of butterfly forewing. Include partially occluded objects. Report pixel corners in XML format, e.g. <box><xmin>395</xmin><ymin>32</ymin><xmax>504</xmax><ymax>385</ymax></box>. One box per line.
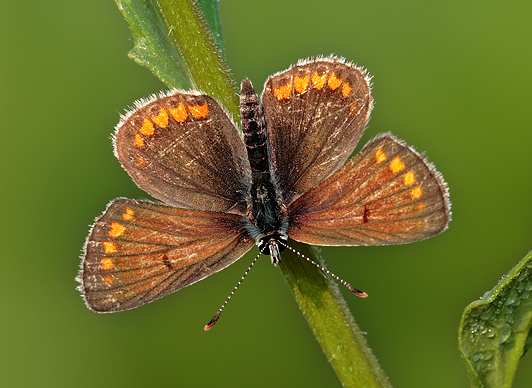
<box><xmin>288</xmin><ymin>134</ymin><xmax>450</xmax><ymax>246</ymax></box>
<box><xmin>114</xmin><ymin>92</ymin><xmax>251</xmax><ymax>213</ymax></box>
<box><xmin>79</xmin><ymin>199</ymin><xmax>254</xmax><ymax>312</ymax></box>
<box><xmin>261</xmin><ymin>58</ymin><xmax>373</xmax><ymax>205</ymax></box>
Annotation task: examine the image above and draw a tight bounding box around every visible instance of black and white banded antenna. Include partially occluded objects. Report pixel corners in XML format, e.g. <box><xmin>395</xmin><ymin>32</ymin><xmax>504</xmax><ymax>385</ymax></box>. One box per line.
<box><xmin>204</xmin><ymin>250</ymin><xmax>262</xmax><ymax>331</ymax></box>
<box><xmin>204</xmin><ymin>240</ymin><xmax>367</xmax><ymax>331</ymax></box>
<box><xmin>276</xmin><ymin>240</ymin><xmax>368</xmax><ymax>298</ymax></box>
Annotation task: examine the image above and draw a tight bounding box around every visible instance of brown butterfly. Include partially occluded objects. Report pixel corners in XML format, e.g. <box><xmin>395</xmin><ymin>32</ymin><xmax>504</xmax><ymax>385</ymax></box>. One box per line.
<box><xmin>77</xmin><ymin>57</ymin><xmax>451</xmax><ymax>325</ymax></box>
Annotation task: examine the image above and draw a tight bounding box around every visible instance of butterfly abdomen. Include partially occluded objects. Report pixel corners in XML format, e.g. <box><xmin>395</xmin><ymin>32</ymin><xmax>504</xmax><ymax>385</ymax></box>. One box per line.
<box><xmin>240</xmin><ymin>78</ymin><xmax>270</xmax><ymax>184</ymax></box>
<box><xmin>240</xmin><ymin>79</ymin><xmax>288</xmax><ymax>242</ymax></box>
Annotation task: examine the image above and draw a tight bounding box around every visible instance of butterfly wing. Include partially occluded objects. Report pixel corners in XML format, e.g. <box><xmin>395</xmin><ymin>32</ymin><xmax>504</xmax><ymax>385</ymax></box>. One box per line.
<box><xmin>288</xmin><ymin>133</ymin><xmax>450</xmax><ymax>246</ymax></box>
<box><xmin>261</xmin><ymin>58</ymin><xmax>373</xmax><ymax>205</ymax></box>
<box><xmin>114</xmin><ymin>91</ymin><xmax>251</xmax><ymax>213</ymax></box>
<box><xmin>78</xmin><ymin>199</ymin><xmax>254</xmax><ymax>312</ymax></box>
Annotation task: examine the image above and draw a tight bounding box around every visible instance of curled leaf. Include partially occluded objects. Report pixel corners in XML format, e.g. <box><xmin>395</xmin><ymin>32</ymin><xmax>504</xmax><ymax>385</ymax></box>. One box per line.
<box><xmin>459</xmin><ymin>251</ymin><xmax>532</xmax><ymax>388</ymax></box>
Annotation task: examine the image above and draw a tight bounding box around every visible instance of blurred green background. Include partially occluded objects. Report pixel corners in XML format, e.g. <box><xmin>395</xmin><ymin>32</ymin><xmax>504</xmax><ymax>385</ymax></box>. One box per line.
<box><xmin>1</xmin><ymin>0</ymin><xmax>531</xmax><ymax>387</ymax></box>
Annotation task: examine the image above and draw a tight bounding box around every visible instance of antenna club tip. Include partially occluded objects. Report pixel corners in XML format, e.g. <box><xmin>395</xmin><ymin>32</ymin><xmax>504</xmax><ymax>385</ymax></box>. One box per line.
<box><xmin>204</xmin><ymin>312</ymin><xmax>221</xmax><ymax>331</ymax></box>
<box><xmin>346</xmin><ymin>285</ymin><xmax>368</xmax><ymax>298</ymax></box>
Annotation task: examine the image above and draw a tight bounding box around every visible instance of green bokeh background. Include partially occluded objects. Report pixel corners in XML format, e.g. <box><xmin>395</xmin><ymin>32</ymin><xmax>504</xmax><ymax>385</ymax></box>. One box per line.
<box><xmin>1</xmin><ymin>0</ymin><xmax>531</xmax><ymax>387</ymax></box>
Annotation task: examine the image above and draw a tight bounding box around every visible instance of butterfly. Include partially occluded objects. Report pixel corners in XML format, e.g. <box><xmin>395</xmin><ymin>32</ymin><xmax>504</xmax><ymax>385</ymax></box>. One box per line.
<box><xmin>77</xmin><ymin>57</ymin><xmax>451</xmax><ymax>325</ymax></box>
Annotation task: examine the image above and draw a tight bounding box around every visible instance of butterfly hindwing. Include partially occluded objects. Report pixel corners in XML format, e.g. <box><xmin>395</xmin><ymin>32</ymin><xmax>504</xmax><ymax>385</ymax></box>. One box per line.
<box><xmin>287</xmin><ymin>133</ymin><xmax>450</xmax><ymax>246</ymax></box>
<box><xmin>114</xmin><ymin>92</ymin><xmax>251</xmax><ymax>213</ymax></box>
<box><xmin>261</xmin><ymin>58</ymin><xmax>373</xmax><ymax>205</ymax></box>
<box><xmin>79</xmin><ymin>199</ymin><xmax>254</xmax><ymax>312</ymax></box>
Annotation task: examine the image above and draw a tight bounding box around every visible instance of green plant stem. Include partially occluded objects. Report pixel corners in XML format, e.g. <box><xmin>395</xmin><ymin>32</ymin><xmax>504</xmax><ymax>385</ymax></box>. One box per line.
<box><xmin>115</xmin><ymin>0</ymin><xmax>239</xmax><ymax>118</ymax></box>
<box><xmin>279</xmin><ymin>242</ymin><xmax>391</xmax><ymax>388</ymax></box>
<box><xmin>154</xmin><ymin>0</ymin><xmax>239</xmax><ymax>118</ymax></box>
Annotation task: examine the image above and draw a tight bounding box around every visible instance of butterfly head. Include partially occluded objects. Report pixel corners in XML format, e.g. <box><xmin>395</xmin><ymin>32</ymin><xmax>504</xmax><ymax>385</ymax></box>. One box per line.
<box><xmin>257</xmin><ymin>232</ymin><xmax>288</xmax><ymax>264</ymax></box>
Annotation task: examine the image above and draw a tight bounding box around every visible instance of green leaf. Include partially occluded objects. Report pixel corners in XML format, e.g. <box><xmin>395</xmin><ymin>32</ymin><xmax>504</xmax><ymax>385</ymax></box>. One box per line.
<box><xmin>115</xmin><ymin>0</ymin><xmax>193</xmax><ymax>89</ymax></box>
<box><xmin>197</xmin><ymin>0</ymin><xmax>225</xmax><ymax>57</ymax></box>
<box><xmin>114</xmin><ymin>0</ymin><xmax>239</xmax><ymax>118</ymax></box>
<box><xmin>279</xmin><ymin>242</ymin><xmax>392</xmax><ymax>388</ymax></box>
<box><xmin>459</xmin><ymin>251</ymin><xmax>532</xmax><ymax>388</ymax></box>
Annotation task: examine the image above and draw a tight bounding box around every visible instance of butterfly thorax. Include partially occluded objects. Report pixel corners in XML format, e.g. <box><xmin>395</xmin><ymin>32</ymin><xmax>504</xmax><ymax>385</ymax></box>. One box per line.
<box><xmin>240</xmin><ymin>79</ymin><xmax>288</xmax><ymax>261</ymax></box>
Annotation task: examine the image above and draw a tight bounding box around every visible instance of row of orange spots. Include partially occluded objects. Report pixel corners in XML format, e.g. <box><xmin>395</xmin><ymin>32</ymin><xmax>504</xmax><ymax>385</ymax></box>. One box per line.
<box><xmin>100</xmin><ymin>207</ymin><xmax>137</xmax><ymax>274</ymax></box>
<box><xmin>133</xmin><ymin>102</ymin><xmax>209</xmax><ymax>148</ymax></box>
<box><xmin>389</xmin><ymin>156</ymin><xmax>425</xmax><ymax>200</ymax></box>
<box><xmin>403</xmin><ymin>170</ymin><xmax>424</xmax><ymax>200</ymax></box>
<box><xmin>272</xmin><ymin>69</ymin><xmax>353</xmax><ymax>100</ymax></box>
<box><xmin>375</xmin><ymin>147</ymin><xmax>424</xmax><ymax>201</ymax></box>
<box><xmin>101</xmin><ymin>254</ymin><xmax>115</xmax><ymax>284</ymax></box>
<box><xmin>134</xmin><ymin>107</ymin><xmax>166</xmax><ymax>148</ymax></box>
<box><xmin>101</xmin><ymin>213</ymin><xmax>128</xmax><ymax>284</ymax></box>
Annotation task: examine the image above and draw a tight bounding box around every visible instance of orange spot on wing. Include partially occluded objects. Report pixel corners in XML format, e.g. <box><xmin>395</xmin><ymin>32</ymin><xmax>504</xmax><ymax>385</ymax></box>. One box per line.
<box><xmin>139</xmin><ymin>118</ymin><xmax>154</xmax><ymax>136</ymax></box>
<box><xmin>417</xmin><ymin>203</ymin><xmax>425</xmax><ymax>211</ymax></box>
<box><xmin>135</xmin><ymin>155</ymin><xmax>147</xmax><ymax>168</ymax></box>
<box><xmin>101</xmin><ymin>258</ymin><xmax>115</xmax><ymax>270</ymax></box>
<box><xmin>102</xmin><ymin>275</ymin><xmax>114</xmax><ymax>285</ymax></box>
<box><xmin>327</xmin><ymin>73</ymin><xmax>342</xmax><ymax>90</ymax></box>
<box><xmin>342</xmin><ymin>82</ymin><xmax>352</xmax><ymax>97</ymax></box>
<box><xmin>404</xmin><ymin>171</ymin><xmax>416</xmax><ymax>186</ymax></box>
<box><xmin>102</xmin><ymin>241</ymin><xmax>117</xmax><ymax>254</ymax></box>
<box><xmin>122</xmin><ymin>207</ymin><xmax>135</xmax><ymax>221</ymax></box>
<box><xmin>311</xmin><ymin>71</ymin><xmax>327</xmax><ymax>90</ymax></box>
<box><xmin>134</xmin><ymin>134</ymin><xmax>144</xmax><ymax>147</ymax></box>
<box><xmin>273</xmin><ymin>82</ymin><xmax>292</xmax><ymax>100</ymax></box>
<box><xmin>151</xmin><ymin>107</ymin><xmax>169</xmax><ymax>127</ymax></box>
<box><xmin>109</xmin><ymin>222</ymin><xmax>125</xmax><ymax>238</ymax></box>
<box><xmin>411</xmin><ymin>186</ymin><xmax>423</xmax><ymax>199</ymax></box>
<box><xmin>188</xmin><ymin>103</ymin><xmax>209</xmax><ymax>119</ymax></box>
<box><xmin>294</xmin><ymin>75</ymin><xmax>310</xmax><ymax>94</ymax></box>
<box><xmin>375</xmin><ymin>147</ymin><xmax>387</xmax><ymax>163</ymax></box>
<box><xmin>390</xmin><ymin>156</ymin><xmax>405</xmax><ymax>174</ymax></box>
<box><xmin>169</xmin><ymin>102</ymin><xmax>188</xmax><ymax>122</ymax></box>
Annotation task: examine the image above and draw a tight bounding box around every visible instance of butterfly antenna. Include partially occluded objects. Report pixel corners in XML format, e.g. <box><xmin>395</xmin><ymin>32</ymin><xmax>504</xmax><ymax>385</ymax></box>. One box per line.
<box><xmin>204</xmin><ymin>251</ymin><xmax>262</xmax><ymax>331</ymax></box>
<box><xmin>277</xmin><ymin>241</ymin><xmax>368</xmax><ymax>298</ymax></box>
